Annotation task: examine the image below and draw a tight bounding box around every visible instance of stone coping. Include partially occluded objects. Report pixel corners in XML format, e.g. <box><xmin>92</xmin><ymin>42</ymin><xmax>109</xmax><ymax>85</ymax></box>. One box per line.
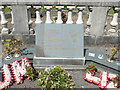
<box><xmin>0</xmin><ymin>0</ymin><xmax>119</xmax><ymax>6</ymax></box>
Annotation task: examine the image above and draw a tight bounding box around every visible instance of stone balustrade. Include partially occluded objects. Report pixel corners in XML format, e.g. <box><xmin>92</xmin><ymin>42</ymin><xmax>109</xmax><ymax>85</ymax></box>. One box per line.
<box><xmin>0</xmin><ymin>5</ymin><xmax>119</xmax><ymax>36</ymax></box>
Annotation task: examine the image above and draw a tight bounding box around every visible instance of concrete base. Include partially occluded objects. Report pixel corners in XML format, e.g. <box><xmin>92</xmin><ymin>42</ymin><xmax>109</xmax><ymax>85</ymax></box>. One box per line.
<box><xmin>33</xmin><ymin>56</ymin><xmax>85</xmax><ymax>67</ymax></box>
<box><xmin>34</xmin><ymin>65</ymin><xmax>85</xmax><ymax>70</ymax></box>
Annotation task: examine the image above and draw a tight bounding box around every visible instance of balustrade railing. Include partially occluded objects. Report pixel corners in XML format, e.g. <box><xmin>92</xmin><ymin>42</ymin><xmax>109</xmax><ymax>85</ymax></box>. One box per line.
<box><xmin>0</xmin><ymin>5</ymin><xmax>119</xmax><ymax>36</ymax></box>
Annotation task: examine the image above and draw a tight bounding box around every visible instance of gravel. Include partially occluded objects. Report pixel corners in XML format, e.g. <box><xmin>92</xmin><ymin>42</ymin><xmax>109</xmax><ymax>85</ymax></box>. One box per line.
<box><xmin>4</xmin><ymin>70</ymin><xmax>101</xmax><ymax>89</ymax></box>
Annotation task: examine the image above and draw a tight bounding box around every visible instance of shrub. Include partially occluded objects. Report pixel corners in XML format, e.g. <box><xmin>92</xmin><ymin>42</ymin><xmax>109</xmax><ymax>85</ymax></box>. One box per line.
<box><xmin>37</xmin><ymin>66</ymin><xmax>76</xmax><ymax>88</ymax></box>
<box><xmin>25</xmin><ymin>66</ymin><xmax>38</xmax><ymax>81</ymax></box>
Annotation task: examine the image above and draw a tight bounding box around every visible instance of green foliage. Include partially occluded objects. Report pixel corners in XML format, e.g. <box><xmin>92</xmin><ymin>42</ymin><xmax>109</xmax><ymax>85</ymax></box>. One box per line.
<box><xmin>63</xmin><ymin>5</ymin><xmax>67</xmax><ymax>10</ymax></box>
<box><xmin>37</xmin><ymin>66</ymin><xmax>76</xmax><ymax>88</ymax></box>
<box><xmin>52</xmin><ymin>5</ymin><xmax>57</xmax><ymax>10</ymax></box>
<box><xmin>109</xmin><ymin>48</ymin><xmax>118</xmax><ymax>60</ymax></box>
<box><xmin>26</xmin><ymin>66</ymin><xmax>38</xmax><ymax>81</ymax></box>
<box><xmin>86</xmin><ymin>64</ymin><xmax>97</xmax><ymax>74</ymax></box>
<box><xmin>108</xmin><ymin>8</ymin><xmax>114</xmax><ymax>14</ymax></box>
<box><xmin>3</xmin><ymin>39</ymin><xmax>12</xmax><ymax>55</ymax></box>
<box><xmin>41</xmin><ymin>5</ymin><xmax>46</xmax><ymax>10</ymax></box>
<box><xmin>3</xmin><ymin>6</ymin><xmax>11</xmax><ymax>12</ymax></box>
<box><xmin>112</xmin><ymin>75</ymin><xmax>120</xmax><ymax>87</ymax></box>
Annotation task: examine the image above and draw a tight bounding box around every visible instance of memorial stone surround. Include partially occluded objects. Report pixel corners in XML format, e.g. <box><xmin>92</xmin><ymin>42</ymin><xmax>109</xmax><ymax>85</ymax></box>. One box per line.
<box><xmin>0</xmin><ymin>0</ymin><xmax>119</xmax><ymax>67</ymax></box>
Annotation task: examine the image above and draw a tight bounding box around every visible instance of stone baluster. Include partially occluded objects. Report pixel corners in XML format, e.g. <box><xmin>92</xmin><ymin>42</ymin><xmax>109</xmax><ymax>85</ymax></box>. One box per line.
<box><xmin>56</xmin><ymin>6</ymin><xmax>64</xmax><ymax>24</ymax></box>
<box><xmin>44</xmin><ymin>6</ymin><xmax>53</xmax><ymax>24</ymax></box>
<box><xmin>7</xmin><ymin>6</ymin><xmax>13</xmax><ymax>24</ymax></box>
<box><xmin>85</xmin><ymin>7</ymin><xmax>93</xmax><ymax>35</ymax></box>
<box><xmin>0</xmin><ymin>6</ymin><xmax>9</xmax><ymax>34</ymax></box>
<box><xmin>27</xmin><ymin>6</ymin><xmax>34</xmax><ymax>34</ymax></box>
<box><xmin>8</xmin><ymin>6</ymin><xmax>15</xmax><ymax>34</ymax></box>
<box><xmin>34</xmin><ymin>6</ymin><xmax>42</xmax><ymax>24</ymax></box>
<box><xmin>66</xmin><ymin>6</ymin><xmax>75</xmax><ymax>24</ymax></box>
<box><xmin>76</xmin><ymin>7</ymin><xmax>85</xmax><ymax>24</ymax></box>
<box><xmin>108</xmin><ymin>8</ymin><xmax>119</xmax><ymax>36</ymax></box>
<box><xmin>104</xmin><ymin>21</ymin><xmax>108</xmax><ymax>35</ymax></box>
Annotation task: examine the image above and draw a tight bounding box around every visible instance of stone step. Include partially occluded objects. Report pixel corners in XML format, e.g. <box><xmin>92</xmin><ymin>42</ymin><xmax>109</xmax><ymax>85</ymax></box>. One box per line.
<box><xmin>33</xmin><ymin>58</ymin><xmax>85</xmax><ymax>67</ymax></box>
<box><xmin>34</xmin><ymin>65</ymin><xmax>85</xmax><ymax>70</ymax></box>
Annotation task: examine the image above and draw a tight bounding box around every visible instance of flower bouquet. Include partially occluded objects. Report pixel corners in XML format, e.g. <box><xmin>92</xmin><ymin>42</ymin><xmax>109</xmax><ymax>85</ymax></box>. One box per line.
<box><xmin>12</xmin><ymin>39</ymin><xmax>22</xmax><ymax>58</ymax></box>
<box><xmin>112</xmin><ymin>75</ymin><xmax>120</xmax><ymax>88</ymax></box>
<box><xmin>85</xmin><ymin>64</ymin><xmax>97</xmax><ymax>76</ymax></box>
<box><xmin>11</xmin><ymin>58</ymin><xmax>31</xmax><ymax>85</ymax></box>
<box><xmin>3</xmin><ymin>39</ymin><xmax>23</xmax><ymax>59</ymax></box>
<box><xmin>25</xmin><ymin>66</ymin><xmax>37</xmax><ymax>81</ymax></box>
<box><xmin>11</xmin><ymin>60</ymin><xmax>23</xmax><ymax>85</ymax></box>
<box><xmin>92</xmin><ymin>77</ymin><xmax>101</xmax><ymax>85</ymax></box>
<box><xmin>53</xmin><ymin>12</ymin><xmax>67</xmax><ymax>24</ymax></box>
<box><xmin>37</xmin><ymin>66</ymin><xmax>76</xmax><ymax>88</ymax></box>
<box><xmin>84</xmin><ymin>72</ymin><xmax>93</xmax><ymax>83</ymax></box>
<box><xmin>108</xmin><ymin>73</ymin><xmax>117</xmax><ymax>80</ymax></box>
<box><xmin>0</xmin><ymin>64</ymin><xmax>12</xmax><ymax>89</ymax></box>
<box><xmin>106</xmin><ymin>81</ymin><xmax>117</xmax><ymax>88</ymax></box>
<box><xmin>84</xmin><ymin>72</ymin><xmax>101</xmax><ymax>85</ymax></box>
<box><xmin>99</xmin><ymin>71</ymin><xmax>108</xmax><ymax>89</ymax></box>
<box><xmin>2</xmin><ymin>39</ymin><xmax>13</xmax><ymax>60</ymax></box>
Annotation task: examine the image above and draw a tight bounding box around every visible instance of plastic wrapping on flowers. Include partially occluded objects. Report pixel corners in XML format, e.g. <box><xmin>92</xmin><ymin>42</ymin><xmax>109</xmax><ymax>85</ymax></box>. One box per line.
<box><xmin>37</xmin><ymin>66</ymin><xmax>76</xmax><ymax>88</ymax></box>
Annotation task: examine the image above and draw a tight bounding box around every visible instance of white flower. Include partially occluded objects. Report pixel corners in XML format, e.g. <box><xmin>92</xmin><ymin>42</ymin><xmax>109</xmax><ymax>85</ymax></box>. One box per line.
<box><xmin>38</xmin><ymin>79</ymin><xmax>41</xmax><ymax>81</ymax></box>
<box><xmin>45</xmin><ymin>68</ymin><xmax>50</xmax><ymax>72</ymax></box>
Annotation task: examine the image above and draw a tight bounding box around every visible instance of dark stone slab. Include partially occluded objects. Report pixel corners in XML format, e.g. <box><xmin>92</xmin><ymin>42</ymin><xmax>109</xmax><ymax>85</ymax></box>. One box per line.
<box><xmin>22</xmin><ymin>35</ymin><xmax>35</xmax><ymax>45</ymax></box>
<box><xmin>84</xmin><ymin>36</ymin><xmax>95</xmax><ymax>46</ymax></box>
<box><xmin>84</xmin><ymin>36</ymin><xmax>118</xmax><ymax>46</ymax></box>
<box><xmin>86</xmin><ymin>61</ymin><xmax>120</xmax><ymax>74</ymax></box>
<box><xmin>3</xmin><ymin>48</ymin><xmax>34</xmax><ymax>65</ymax></box>
<box><xmin>0</xmin><ymin>71</ymin><xmax>2</xmax><ymax>81</ymax></box>
<box><xmin>85</xmin><ymin>49</ymin><xmax>120</xmax><ymax>71</ymax></box>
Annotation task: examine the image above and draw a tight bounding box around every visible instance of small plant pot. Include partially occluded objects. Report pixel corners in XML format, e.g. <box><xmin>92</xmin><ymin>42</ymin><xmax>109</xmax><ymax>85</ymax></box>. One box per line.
<box><xmin>14</xmin><ymin>54</ymin><xmax>21</xmax><ymax>58</ymax></box>
<box><xmin>5</xmin><ymin>55</ymin><xmax>12</xmax><ymax>60</ymax></box>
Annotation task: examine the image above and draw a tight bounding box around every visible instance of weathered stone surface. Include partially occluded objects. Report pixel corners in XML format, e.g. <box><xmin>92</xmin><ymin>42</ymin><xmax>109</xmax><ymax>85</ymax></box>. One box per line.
<box><xmin>11</xmin><ymin>5</ymin><xmax>29</xmax><ymax>34</ymax></box>
<box><xmin>0</xmin><ymin>0</ymin><xmax>119</xmax><ymax>6</ymax></box>
<box><xmin>0</xmin><ymin>36</ymin><xmax>2</xmax><ymax>67</ymax></box>
<box><xmin>84</xmin><ymin>36</ymin><xmax>118</xmax><ymax>46</ymax></box>
<box><xmin>22</xmin><ymin>35</ymin><xmax>35</xmax><ymax>45</ymax></box>
<box><xmin>35</xmin><ymin>24</ymin><xmax>84</xmax><ymax>58</ymax></box>
<box><xmin>90</xmin><ymin>7</ymin><xmax>109</xmax><ymax>37</ymax></box>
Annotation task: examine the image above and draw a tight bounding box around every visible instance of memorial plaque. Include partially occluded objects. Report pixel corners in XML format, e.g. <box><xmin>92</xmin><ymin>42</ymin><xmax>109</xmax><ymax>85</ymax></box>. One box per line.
<box><xmin>35</xmin><ymin>24</ymin><xmax>84</xmax><ymax>58</ymax></box>
<box><xmin>85</xmin><ymin>49</ymin><xmax>120</xmax><ymax>71</ymax></box>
